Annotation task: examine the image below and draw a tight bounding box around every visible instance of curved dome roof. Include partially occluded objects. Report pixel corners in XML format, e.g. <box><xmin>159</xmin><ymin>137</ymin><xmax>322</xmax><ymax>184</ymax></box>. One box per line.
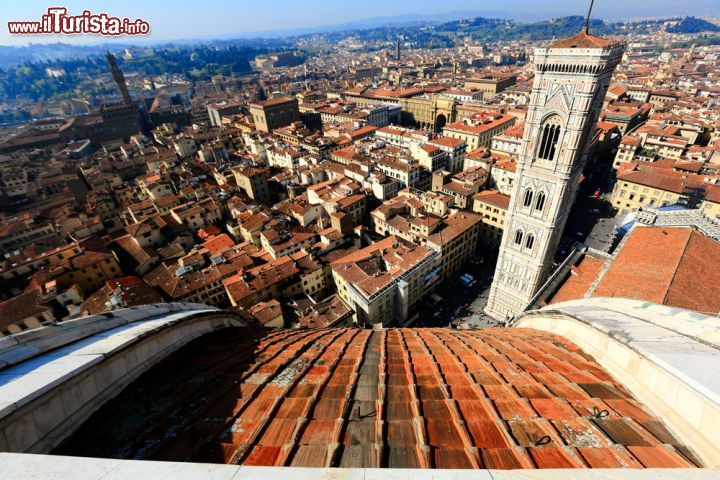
<box><xmin>56</xmin><ymin>325</ymin><xmax>694</xmax><ymax>469</ymax></box>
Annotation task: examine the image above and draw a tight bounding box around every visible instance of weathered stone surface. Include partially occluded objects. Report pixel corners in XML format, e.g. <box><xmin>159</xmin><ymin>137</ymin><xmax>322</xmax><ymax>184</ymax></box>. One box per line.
<box><xmin>0</xmin><ymin>453</ymin><xmax>719</xmax><ymax>480</ymax></box>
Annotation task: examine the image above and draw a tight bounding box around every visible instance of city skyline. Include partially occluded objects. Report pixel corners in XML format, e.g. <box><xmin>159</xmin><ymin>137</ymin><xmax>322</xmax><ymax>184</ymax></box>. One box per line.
<box><xmin>1</xmin><ymin>0</ymin><xmax>719</xmax><ymax>46</ymax></box>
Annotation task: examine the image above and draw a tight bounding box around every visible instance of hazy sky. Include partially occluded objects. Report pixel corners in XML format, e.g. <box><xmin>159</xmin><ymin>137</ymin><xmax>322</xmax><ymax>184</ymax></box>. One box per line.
<box><xmin>1</xmin><ymin>0</ymin><xmax>719</xmax><ymax>46</ymax></box>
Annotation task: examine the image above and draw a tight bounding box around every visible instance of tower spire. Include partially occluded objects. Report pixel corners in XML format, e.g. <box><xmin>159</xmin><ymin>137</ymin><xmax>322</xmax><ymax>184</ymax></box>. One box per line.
<box><xmin>584</xmin><ymin>0</ymin><xmax>595</xmax><ymax>34</ymax></box>
<box><xmin>106</xmin><ymin>51</ymin><xmax>133</xmax><ymax>107</ymax></box>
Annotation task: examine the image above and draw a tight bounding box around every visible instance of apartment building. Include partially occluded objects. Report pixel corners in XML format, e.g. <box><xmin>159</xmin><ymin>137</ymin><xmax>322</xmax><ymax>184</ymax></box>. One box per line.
<box><xmin>0</xmin><ymin>216</ymin><xmax>60</xmax><ymax>252</ymax></box>
<box><xmin>0</xmin><ymin>242</ymin><xmax>80</xmax><ymax>282</ymax></box>
<box><xmin>463</xmin><ymin>74</ymin><xmax>517</xmax><ymax>99</ymax></box>
<box><xmin>260</xmin><ymin>225</ymin><xmax>318</xmax><ymax>260</ymax></box>
<box><xmin>233</xmin><ymin>166</ymin><xmax>272</xmax><ymax>205</ymax></box>
<box><xmin>490</xmin><ymin>124</ymin><xmax>524</xmax><ymax>156</ymax></box>
<box><xmin>376</xmin><ymin>157</ymin><xmax>427</xmax><ymax>191</ymax></box>
<box><xmin>370</xmin><ymin>193</ymin><xmax>482</xmax><ymax>280</ymax></box>
<box><xmin>317</xmin><ymin>101</ymin><xmax>397</xmax><ymax>127</ymax></box>
<box><xmin>429</xmin><ymin>136</ymin><xmax>467</xmax><ymax>174</ymax></box>
<box><xmin>443</xmin><ymin>113</ymin><xmax>516</xmax><ymax>151</ymax></box>
<box><xmin>307</xmin><ymin>177</ymin><xmax>369</xmax><ymax>232</ymax></box>
<box><xmin>0</xmin><ymin>290</ymin><xmax>54</xmax><ymax>337</ymax></box>
<box><xmin>434</xmin><ymin>166</ymin><xmax>489</xmax><ymax>210</ymax></box>
<box><xmin>223</xmin><ymin>254</ymin><xmax>302</xmax><ymax>309</ymax></box>
<box><xmin>612</xmin><ymin>162</ymin><xmax>720</xmax><ymax>217</ymax></box>
<box><xmin>34</xmin><ymin>238</ymin><xmax>123</xmax><ymax>296</ymax></box>
<box><xmin>472</xmin><ymin>189</ymin><xmax>511</xmax><ymax>245</ymax></box>
<box><xmin>145</xmin><ymin>240</ymin><xmax>256</xmax><ymax>307</ymax></box>
<box><xmin>169</xmin><ymin>198</ymin><xmax>223</xmax><ymax>232</ymax></box>
<box><xmin>331</xmin><ymin>236</ymin><xmax>440</xmax><ymax>327</ymax></box>
<box><xmin>613</xmin><ymin>135</ymin><xmax>642</xmax><ymax>170</ymax></box>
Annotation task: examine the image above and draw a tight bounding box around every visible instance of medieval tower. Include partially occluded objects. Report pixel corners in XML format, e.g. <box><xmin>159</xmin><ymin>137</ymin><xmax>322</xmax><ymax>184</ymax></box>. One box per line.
<box><xmin>106</xmin><ymin>52</ymin><xmax>133</xmax><ymax>107</ymax></box>
<box><xmin>485</xmin><ymin>24</ymin><xmax>625</xmax><ymax>320</ymax></box>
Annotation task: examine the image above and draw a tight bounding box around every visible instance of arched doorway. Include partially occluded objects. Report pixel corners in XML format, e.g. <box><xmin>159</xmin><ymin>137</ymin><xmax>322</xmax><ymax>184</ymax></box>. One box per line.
<box><xmin>434</xmin><ymin>114</ymin><xmax>447</xmax><ymax>133</ymax></box>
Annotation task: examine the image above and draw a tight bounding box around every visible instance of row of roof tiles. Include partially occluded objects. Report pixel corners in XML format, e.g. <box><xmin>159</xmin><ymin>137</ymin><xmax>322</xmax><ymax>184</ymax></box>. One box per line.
<box><xmin>57</xmin><ymin>326</ymin><xmax>696</xmax><ymax>469</ymax></box>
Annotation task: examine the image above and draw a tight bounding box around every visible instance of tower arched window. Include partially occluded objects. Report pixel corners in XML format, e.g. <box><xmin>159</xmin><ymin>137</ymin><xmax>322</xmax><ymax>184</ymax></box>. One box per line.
<box><xmin>525</xmin><ymin>234</ymin><xmax>535</xmax><ymax>250</ymax></box>
<box><xmin>538</xmin><ymin>117</ymin><xmax>562</xmax><ymax>161</ymax></box>
<box><xmin>523</xmin><ymin>189</ymin><xmax>534</xmax><ymax>207</ymax></box>
<box><xmin>514</xmin><ymin>230</ymin><xmax>523</xmax><ymax>246</ymax></box>
<box><xmin>535</xmin><ymin>192</ymin><xmax>546</xmax><ymax>212</ymax></box>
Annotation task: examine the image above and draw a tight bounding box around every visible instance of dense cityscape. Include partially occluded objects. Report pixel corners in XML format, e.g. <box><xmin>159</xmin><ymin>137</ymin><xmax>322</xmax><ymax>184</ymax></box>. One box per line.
<box><xmin>1</xmin><ymin>2</ymin><xmax>720</xmax><ymax>475</ymax></box>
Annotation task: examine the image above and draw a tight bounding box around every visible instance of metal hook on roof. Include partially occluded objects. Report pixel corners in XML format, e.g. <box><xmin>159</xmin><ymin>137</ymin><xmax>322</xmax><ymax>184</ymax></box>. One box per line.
<box><xmin>591</xmin><ymin>406</ymin><xmax>609</xmax><ymax>419</ymax></box>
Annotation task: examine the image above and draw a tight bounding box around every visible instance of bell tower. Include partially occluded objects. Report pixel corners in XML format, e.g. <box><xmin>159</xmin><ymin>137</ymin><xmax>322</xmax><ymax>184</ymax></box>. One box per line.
<box><xmin>485</xmin><ymin>19</ymin><xmax>625</xmax><ymax>320</ymax></box>
<box><xmin>106</xmin><ymin>52</ymin><xmax>133</xmax><ymax>107</ymax></box>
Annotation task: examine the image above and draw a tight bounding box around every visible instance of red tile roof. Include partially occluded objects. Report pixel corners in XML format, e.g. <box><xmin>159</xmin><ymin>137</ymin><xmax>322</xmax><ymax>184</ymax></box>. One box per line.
<box><xmin>549</xmin><ymin>28</ymin><xmax>618</xmax><ymax>49</ymax></box>
<box><xmin>0</xmin><ymin>289</ymin><xmax>49</xmax><ymax>330</ymax></box>
<box><xmin>593</xmin><ymin>226</ymin><xmax>720</xmax><ymax>313</ymax></box>
<box><xmin>331</xmin><ymin>236</ymin><xmax>435</xmax><ymax>298</ymax></box>
<box><xmin>473</xmin><ymin>189</ymin><xmax>511</xmax><ymax>210</ymax></box>
<box><xmin>201</xmin><ymin>233</ymin><xmax>235</xmax><ymax>256</ymax></box>
<box><xmin>58</xmin><ymin>327</ymin><xmax>696</xmax><ymax>469</ymax></box>
<box><xmin>444</xmin><ymin>115</ymin><xmax>515</xmax><ymax>136</ymax></box>
<box><xmin>550</xmin><ymin>256</ymin><xmax>604</xmax><ymax>305</ymax></box>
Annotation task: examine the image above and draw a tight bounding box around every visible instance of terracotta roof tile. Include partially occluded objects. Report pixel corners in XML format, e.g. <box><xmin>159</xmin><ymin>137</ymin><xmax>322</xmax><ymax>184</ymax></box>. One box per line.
<box><xmin>386</xmin><ymin>446</ymin><xmax>425</xmax><ymax>468</ymax></box>
<box><xmin>243</xmin><ymin>445</ymin><xmax>284</xmax><ymax>466</ymax></box>
<box><xmin>432</xmin><ymin>448</ymin><xmax>479</xmax><ymax>468</ymax></box>
<box><xmin>288</xmin><ymin>445</ymin><xmax>333</xmax><ymax>467</ymax></box>
<box><xmin>530</xmin><ymin>399</ymin><xmax>579</xmax><ymax>421</ymax></box>
<box><xmin>529</xmin><ymin>446</ymin><xmax>587</xmax><ymax>468</ymax></box>
<box><xmin>465</xmin><ymin>420</ymin><xmax>514</xmax><ymax>448</ymax></box>
<box><xmin>297</xmin><ymin>419</ymin><xmax>339</xmax><ymax>446</ymax></box>
<box><xmin>627</xmin><ymin>445</ymin><xmax>694</xmax><ymax>468</ymax></box>
<box><xmin>58</xmin><ymin>327</ymin><xmax>698</xmax><ymax>470</ymax></box>
<box><xmin>481</xmin><ymin>447</ymin><xmax>534</xmax><ymax>469</ymax></box>
<box><xmin>578</xmin><ymin>446</ymin><xmax>643</xmax><ymax>468</ymax></box>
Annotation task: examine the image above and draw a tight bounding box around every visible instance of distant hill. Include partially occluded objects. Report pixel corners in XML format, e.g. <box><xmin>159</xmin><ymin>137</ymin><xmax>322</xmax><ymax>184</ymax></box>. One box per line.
<box><xmin>0</xmin><ymin>43</ymin><xmax>125</xmax><ymax>69</ymax></box>
<box><xmin>226</xmin><ymin>11</ymin><xmax>522</xmax><ymax>39</ymax></box>
<box><xmin>666</xmin><ymin>16</ymin><xmax>720</xmax><ymax>34</ymax></box>
<box><xmin>434</xmin><ymin>15</ymin><xmax>617</xmax><ymax>41</ymax></box>
<box><xmin>427</xmin><ymin>15</ymin><xmax>720</xmax><ymax>42</ymax></box>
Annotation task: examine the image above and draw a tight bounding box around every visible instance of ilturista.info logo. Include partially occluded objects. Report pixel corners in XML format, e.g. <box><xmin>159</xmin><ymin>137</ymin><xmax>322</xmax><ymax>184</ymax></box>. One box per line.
<box><xmin>8</xmin><ymin>7</ymin><xmax>150</xmax><ymax>36</ymax></box>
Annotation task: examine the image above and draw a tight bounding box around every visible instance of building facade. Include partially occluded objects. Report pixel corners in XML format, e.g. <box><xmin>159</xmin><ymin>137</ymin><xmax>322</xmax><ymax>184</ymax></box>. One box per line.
<box><xmin>611</xmin><ymin>163</ymin><xmax>720</xmax><ymax>217</ymax></box>
<box><xmin>443</xmin><ymin>114</ymin><xmax>516</xmax><ymax>151</ymax></box>
<box><xmin>485</xmin><ymin>29</ymin><xmax>625</xmax><ymax>320</ymax></box>
<box><xmin>472</xmin><ymin>189</ymin><xmax>510</xmax><ymax>245</ymax></box>
<box><xmin>249</xmin><ymin>97</ymin><xmax>300</xmax><ymax>133</ymax></box>
<box><xmin>464</xmin><ymin>75</ymin><xmax>517</xmax><ymax>99</ymax></box>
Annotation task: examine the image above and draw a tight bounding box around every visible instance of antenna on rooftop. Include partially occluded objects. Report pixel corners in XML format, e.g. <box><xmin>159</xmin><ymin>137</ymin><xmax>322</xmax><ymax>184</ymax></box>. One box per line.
<box><xmin>584</xmin><ymin>0</ymin><xmax>595</xmax><ymax>34</ymax></box>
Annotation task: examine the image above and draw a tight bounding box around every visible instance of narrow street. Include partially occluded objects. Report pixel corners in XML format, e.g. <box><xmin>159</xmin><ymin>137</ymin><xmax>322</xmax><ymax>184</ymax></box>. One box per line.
<box><xmin>561</xmin><ymin>153</ymin><xmax>619</xmax><ymax>255</ymax></box>
<box><xmin>414</xmin><ymin>247</ymin><xmax>500</xmax><ymax>329</ymax></box>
